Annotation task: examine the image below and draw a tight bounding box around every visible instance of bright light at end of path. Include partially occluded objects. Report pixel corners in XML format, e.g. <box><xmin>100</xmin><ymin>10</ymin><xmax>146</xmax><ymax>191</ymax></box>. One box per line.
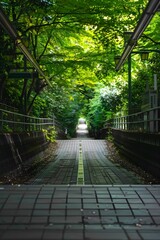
<box><xmin>77</xmin><ymin>118</ymin><xmax>88</xmax><ymax>133</ymax></box>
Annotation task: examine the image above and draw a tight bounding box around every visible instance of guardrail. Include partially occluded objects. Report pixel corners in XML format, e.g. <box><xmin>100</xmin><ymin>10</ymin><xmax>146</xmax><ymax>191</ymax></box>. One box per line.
<box><xmin>0</xmin><ymin>108</ymin><xmax>55</xmax><ymax>132</ymax></box>
<box><xmin>105</xmin><ymin>106</ymin><xmax>160</xmax><ymax>133</ymax></box>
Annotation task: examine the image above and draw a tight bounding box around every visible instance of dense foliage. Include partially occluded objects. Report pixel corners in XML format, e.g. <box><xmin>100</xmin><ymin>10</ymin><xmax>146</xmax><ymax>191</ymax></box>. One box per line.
<box><xmin>0</xmin><ymin>0</ymin><xmax>160</xmax><ymax>136</ymax></box>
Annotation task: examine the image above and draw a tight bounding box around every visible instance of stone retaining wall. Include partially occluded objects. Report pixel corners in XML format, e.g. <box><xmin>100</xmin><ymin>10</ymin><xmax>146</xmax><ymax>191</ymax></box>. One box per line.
<box><xmin>112</xmin><ymin>129</ymin><xmax>160</xmax><ymax>178</ymax></box>
<box><xmin>0</xmin><ymin>132</ymin><xmax>48</xmax><ymax>176</ymax></box>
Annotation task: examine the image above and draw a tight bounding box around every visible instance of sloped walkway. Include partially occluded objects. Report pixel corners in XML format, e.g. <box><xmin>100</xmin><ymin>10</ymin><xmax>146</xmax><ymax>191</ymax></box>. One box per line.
<box><xmin>27</xmin><ymin>139</ymin><xmax>141</xmax><ymax>185</ymax></box>
<box><xmin>0</xmin><ymin>124</ymin><xmax>160</xmax><ymax>239</ymax></box>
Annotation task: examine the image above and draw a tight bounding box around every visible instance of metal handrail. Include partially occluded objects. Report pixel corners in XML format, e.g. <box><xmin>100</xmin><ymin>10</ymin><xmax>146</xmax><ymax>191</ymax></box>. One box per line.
<box><xmin>0</xmin><ymin>108</ymin><xmax>55</xmax><ymax>132</ymax></box>
<box><xmin>105</xmin><ymin>106</ymin><xmax>160</xmax><ymax>133</ymax></box>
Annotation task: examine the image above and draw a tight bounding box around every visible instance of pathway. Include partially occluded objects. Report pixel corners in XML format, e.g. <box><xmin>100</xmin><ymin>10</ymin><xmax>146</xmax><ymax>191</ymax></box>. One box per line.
<box><xmin>0</xmin><ymin>123</ymin><xmax>160</xmax><ymax>239</ymax></box>
<box><xmin>0</xmin><ymin>185</ymin><xmax>160</xmax><ymax>240</ymax></box>
<box><xmin>27</xmin><ymin>122</ymin><xmax>141</xmax><ymax>185</ymax></box>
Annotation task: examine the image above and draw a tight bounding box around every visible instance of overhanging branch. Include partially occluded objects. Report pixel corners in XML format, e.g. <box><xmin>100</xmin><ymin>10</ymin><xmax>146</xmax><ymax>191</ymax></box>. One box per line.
<box><xmin>0</xmin><ymin>6</ymin><xmax>52</xmax><ymax>87</ymax></box>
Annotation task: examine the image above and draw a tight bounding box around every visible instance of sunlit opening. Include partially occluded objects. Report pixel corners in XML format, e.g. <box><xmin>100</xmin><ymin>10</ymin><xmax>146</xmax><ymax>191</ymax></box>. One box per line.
<box><xmin>77</xmin><ymin>118</ymin><xmax>88</xmax><ymax>136</ymax></box>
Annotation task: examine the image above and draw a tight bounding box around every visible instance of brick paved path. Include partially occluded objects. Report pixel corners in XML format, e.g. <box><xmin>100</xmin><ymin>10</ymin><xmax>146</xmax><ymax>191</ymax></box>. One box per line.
<box><xmin>1</xmin><ymin>130</ymin><xmax>160</xmax><ymax>239</ymax></box>
<box><xmin>27</xmin><ymin>139</ymin><xmax>141</xmax><ymax>185</ymax></box>
<box><xmin>0</xmin><ymin>185</ymin><xmax>160</xmax><ymax>240</ymax></box>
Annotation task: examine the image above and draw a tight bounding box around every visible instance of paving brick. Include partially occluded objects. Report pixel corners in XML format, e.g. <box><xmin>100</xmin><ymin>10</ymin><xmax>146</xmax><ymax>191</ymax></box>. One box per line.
<box><xmin>67</xmin><ymin>203</ymin><xmax>81</xmax><ymax>209</ymax></box>
<box><xmin>50</xmin><ymin>209</ymin><xmax>65</xmax><ymax>216</ymax></box>
<box><xmin>52</xmin><ymin>198</ymin><xmax>66</xmax><ymax>203</ymax></box>
<box><xmin>67</xmin><ymin>209</ymin><xmax>83</xmax><ymax>216</ymax></box>
<box><xmin>0</xmin><ymin>216</ymin><xmax>14</xmax><ymax>224</ymax></box>
<box><xmin>118</xmin><ymin>216</ymin><xmax>138</xmax><ymax>225</ymax></box>
<box><xmin>128</xmin><ymin>199</ymin><xmax>143</xmax><ymax>204</ymax></box>
<box><xmin>68</xmin><ymin>198</ymin><xmax>81</xmax><ymax>203</ymax></box>
<box><xmin>129</xmin><ymin>203</ymin><xmax>146</xmax><ymax>209</ymax></box>
<box><xmin>98</xmin><ymin>198</ymin><xmax>112</xmax><ymax>203</ymax></box>
<box><xmin>14</xmin><ymin>216</ymin><xmax>30</xmax><ymax>224</ymax></box>
<box><xmin>153</xmin><ymin>217</ymin><xmax>160</xmax><ymax>224</ymax></box>
<box><xmin>145</xmin><ymin>203</ymin><xmax>160</xmax><ymax>209</ymax></box>
<box><xmin>51</xmin><ymin>204</ymin><xmax>66</xmax><ymax>209</ymax></box>
<box><xmin>35</xmin><ymin>204</ymin><xmax>50</xmax><ymax>209</ymax></box>
<box><xmin>101</xmin><ymin>216</ymin><xmax>118</xmax><ymax>224</ymax></box>
<box><xmin>1</xmin><ymin>229</ymin><xmax>43</xmax><ymax>240</ymax></box>
<box><xmin>0</xmin><ymin>209</ymin><xmax>17</xmax><ymax>216</ymax></box>
<box><xmin>66</xmin><ymin>216</ymin><xmax>82</xmax><ymax>224</ymax></box>
<box><xmin>125</xmin><ymin>230</ymin><xmax>141</xmax><ymax>240</ymax></box>
<box><xmin>98</xmin><ymin>203</ymin><xmax>114</xmax><ymax>209</ymax></box>
<box><xmin>133</xmin><ymin>209</ymin><xmax>150</xmax><ymax>217</ymax></box>
<box><xmin>64</xmin><ymin>230</ymin><xmax>83</xmax><ymax>240</ymax></box>
<box><xmin>85</xmin><ymin>229</ymin><xmax>128</xmax><ymax>240</ymax></box>
<box><xmin>83</xmin><ymin>203</ymin><xmax>98</xmax><ymax>209</ymax></box>
<box><xmin>114</xmin><ymin>203</ymin><xmax>130</xmax><ymax>209</ymax></box>
<box><xmin>43</xmin><ymin>230</ymin><xmax>63</xmax><ymax>240</ymax></box>
<box><xmin>33</xmin><ymin>210</ymin><xmax>50</xmax><ymax>216</ymax></box>
<box><xmin>49</xmin><ymin>216</ymin><xmax>66</xmax><ymax>224</ymax></box>
<box><xmin>115</xmin><ymin>209</ymin><xmax>133</xmax><ymax>216</ymax></box>
<box><xmin>148</xmin><ymin>209</ymin><xmax>160</xmax><ymax>216</ymax></box>
<box><xmin>100</xmin><ymin>209</ymin><xmax>116</xmax><ymax>216</ymax></box>
<box><xmin>31</xmin><ymin>216</ymin><xmax>48</xmax><ymax>224</ymax></box>
<box><xmin>139</xmin><ymin>230</ymin><xmax>160</xmax><ymax>240</ymax></box>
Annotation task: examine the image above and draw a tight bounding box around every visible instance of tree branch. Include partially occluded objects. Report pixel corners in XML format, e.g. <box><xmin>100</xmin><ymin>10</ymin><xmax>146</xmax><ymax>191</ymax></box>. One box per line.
<box><xmin>38</xmin><ymin>32</ymin><xmax>53</xmax><ymax>61</ymax></box>
<box><xmin>142</xmin><ymin>34</ymin><xmax>160</xmax><ymax>45</ymax></box>
<box><xmin>27</xmin><ymin>84</ymin><xmax>46</xmax><ymax>115</ymax></box>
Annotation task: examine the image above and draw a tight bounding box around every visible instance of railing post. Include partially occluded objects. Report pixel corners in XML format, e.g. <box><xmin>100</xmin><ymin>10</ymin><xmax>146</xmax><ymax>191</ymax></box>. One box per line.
<box><xmin>0</xmin><ymin>110</ymin><xmax>3</xmax><ymax>131</ymax></box>
<box><xmin>150</xmin><ymin>108</ymin><xmax>158</xmax><ymax>133</ymax></box>
<box><xmin>124</xmin><ymin>116</ymin><xmax>126</xmax><ymax>130</ymax></box>
<box><xmin>53</xmin><ymin>115</ymin><xmax>55</xmax><ymax>127</ymax></box>
<box><xmin>128</xmin><ymin>54</ymin><xmax>132</xmax><ymax>115</ymax></box>
<box><xmin>123</xmin><ymin>116</ymin><xmax>125</xmax><ymax>130</ymax></box>
<box><xmin>127</xmin><ymin>115</ymin><xmax>129</xmax><ymax>130</ymax></box>
<box><xmin>13</xmin><ymin>110</ymin><xmax>15</xmax><ymax>131</ymax></box>
<box><xmin>28</xmin><ymin>116</ymin><xmax>30</xmax><ymax>132</ymax></box>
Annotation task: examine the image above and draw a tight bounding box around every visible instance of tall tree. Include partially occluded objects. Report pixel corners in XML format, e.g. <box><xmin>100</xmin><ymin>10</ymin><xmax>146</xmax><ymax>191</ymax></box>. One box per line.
<box><xmin>1</xmin><ymin>0</ymin><xmax>159</xmax><ymax>133</ymax></box>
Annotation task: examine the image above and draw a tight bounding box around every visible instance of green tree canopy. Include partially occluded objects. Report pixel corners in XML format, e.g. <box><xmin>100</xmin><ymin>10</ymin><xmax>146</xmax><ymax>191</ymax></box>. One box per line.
<box><xmin>1</xmin><ymin>0</ymin><xmax>160</xmax><ymax>135</ymax></box>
